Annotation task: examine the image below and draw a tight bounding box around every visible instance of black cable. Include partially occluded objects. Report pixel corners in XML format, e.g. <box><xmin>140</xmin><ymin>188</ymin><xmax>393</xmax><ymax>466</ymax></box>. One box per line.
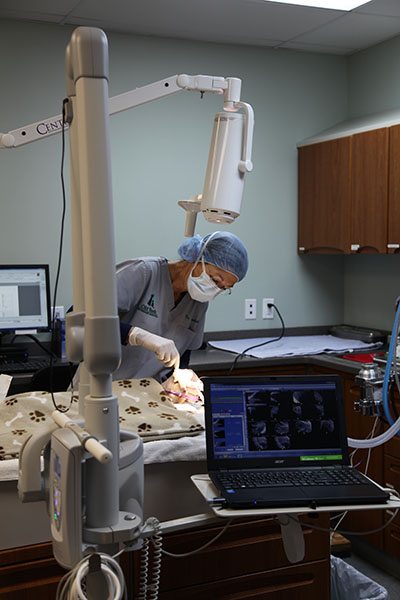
<box><xmin>289</xmin><ymin>504</ymin><xmax>400</xmax><ymax>537</ymax></box>
<box><xmin>49</xmin><ymin>98</ymin><xmax>72</xmax><ymax>413</ymax></box>
<box><xmin>227</xmin><ymin>303</ymin><xmax>285</xmax><ymax>376</ymax></box>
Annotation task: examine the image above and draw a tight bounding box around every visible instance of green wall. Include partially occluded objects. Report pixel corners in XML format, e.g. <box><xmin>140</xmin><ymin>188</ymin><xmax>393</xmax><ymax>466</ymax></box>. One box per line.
<box><xmin>344</xmin><ymin>36</ymin><xmax>400</xmax><ymax>331</ymax></box>
<box><xmin>0</xmin><ymin>19</ymin><xmax>348</xmax><ymax>333</ymax></box>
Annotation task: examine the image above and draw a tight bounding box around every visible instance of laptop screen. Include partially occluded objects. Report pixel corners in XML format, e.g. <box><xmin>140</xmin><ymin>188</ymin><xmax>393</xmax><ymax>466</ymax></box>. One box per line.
<box><xmin>204</xmin><ymin>375</ymin><xmax>350</xmax><ymax>470</ymax></box>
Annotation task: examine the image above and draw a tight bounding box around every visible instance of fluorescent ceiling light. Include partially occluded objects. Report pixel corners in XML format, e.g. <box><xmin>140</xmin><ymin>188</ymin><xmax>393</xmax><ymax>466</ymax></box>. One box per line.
<box><xmin>264</xmin><ymin>1</ymin><xmax>370</xmax><ymax>10</ymax></box>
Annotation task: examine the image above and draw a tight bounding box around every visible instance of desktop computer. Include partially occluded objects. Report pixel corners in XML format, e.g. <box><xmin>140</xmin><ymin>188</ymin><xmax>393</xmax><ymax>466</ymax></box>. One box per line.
<box><xmin>0</xmin><ymin>264</ymin><xmax>53</xmax><ymax>370</ymax></box>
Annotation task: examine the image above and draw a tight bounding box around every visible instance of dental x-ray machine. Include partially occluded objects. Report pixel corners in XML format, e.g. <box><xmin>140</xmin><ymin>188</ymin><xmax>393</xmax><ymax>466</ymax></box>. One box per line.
<box><xmin>1</xmin><ymin>26</ymin><xmax>254</xmax><ymax>597</ymax></box>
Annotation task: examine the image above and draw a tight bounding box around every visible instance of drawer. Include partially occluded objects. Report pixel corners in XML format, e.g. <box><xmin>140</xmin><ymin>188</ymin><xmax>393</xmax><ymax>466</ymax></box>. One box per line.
<box><xmin>158</xmin><ymin>558</ymin><xmax>330</xmax><ymax>600</ymax></box>
<box><xmin>341</xmin><ymin>508</ymin><xmax>384</xmax><ymax>549</ymax></box>
<box><xmin>385</xmin><ymin>426</ymin><xmax>400</xmax><ymax>460</ymax></box>
<box><xmin>384</xmin><ymin>453</ymin><xmax>400</xmax><ymax>488</ymax></box>
<box><xmin>0</xmin><ymin>556</ymin><xmax>65</xmax><ymax>600</ymax></box>
<box><xmin>158</xmin><ymin>515</ymin><xmax>329</xmax><ymax>592</ymax></box>
<box><xmin>382</xmin><ymin>387</ymin><xmax>400</xmax><ymax>458</ymax></box>
<box><xmin>384</xmin><ymin>519</ymin><xmax>400</xmax><ymax>560</ymax></box>
<box><xmin>384</xmin><ymin>453</ymin><xmax>400</xmax><ymax>527</ymax></box>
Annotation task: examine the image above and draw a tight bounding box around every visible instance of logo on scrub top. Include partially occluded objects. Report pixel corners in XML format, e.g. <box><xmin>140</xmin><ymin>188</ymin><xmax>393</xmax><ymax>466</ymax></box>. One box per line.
<box><xmin>138</xmin><ymin>294</ymin><xmax>158</xmax><ymax>318</ymax></box>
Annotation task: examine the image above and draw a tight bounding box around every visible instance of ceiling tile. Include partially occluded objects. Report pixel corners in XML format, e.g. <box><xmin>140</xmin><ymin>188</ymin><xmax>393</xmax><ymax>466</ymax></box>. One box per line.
<box><xmin>0</xmin><ymin>9</ymin><xmax>63</xmax><ymax>22</ymax></box>
<box><xmin>67</xmin><ymin>13</ymin><xmax>282</xmax><ymax>47</ymax></box>
<box><xmin>355</xmin><ymin>0</ymin><xmax>400</xmax><ymax>17</ymax></box>
<box><xmin>293</xmin><ymin>12</ymin><xmax>400</xmax><ymax>50</ymax></box>
<box><xmin>0</xmin><ymin>0</ymin><xmax>79</xmax><ymax>16</ymax></box>
<box><xmin>1</xmin><ymin>0</ymin><xmax>400</xmax><ymax>55</ymax></box>
<box><xmin>280</xmin><ymin>40</ymin><xmax>352</xmax><ymax>55</ymax></box>
<box><xmin>68</xmin><ymin>0</ymin><xmax>346</xmax><ymax>42</ymax></box>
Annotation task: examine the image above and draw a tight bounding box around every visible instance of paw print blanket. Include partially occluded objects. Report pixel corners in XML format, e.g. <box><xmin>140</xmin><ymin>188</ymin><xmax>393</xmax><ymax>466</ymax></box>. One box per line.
<box><xmin>0</xmin><ymin>378</ymin><xmax>204</xmax><ymax>461</ymax></box>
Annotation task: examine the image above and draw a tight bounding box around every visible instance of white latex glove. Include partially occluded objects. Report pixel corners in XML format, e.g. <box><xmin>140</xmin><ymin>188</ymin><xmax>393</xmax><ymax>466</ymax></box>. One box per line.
<box><xmin>162</xmin><ymin>368</ymin><xmax>204</xmax><ymax>404</ymax></box>
<box><xmin>128</xmin><ymin>326</ymin><xmax>180</xmax><ymax>370</ymax></box>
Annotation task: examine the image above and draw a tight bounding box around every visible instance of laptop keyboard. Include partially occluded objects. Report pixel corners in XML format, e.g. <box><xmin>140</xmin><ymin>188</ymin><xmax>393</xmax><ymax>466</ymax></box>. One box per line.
<box><xmin>217</xmin><ymin>469</ymin><xmax>368</xmax><ymax>489</ymax></box>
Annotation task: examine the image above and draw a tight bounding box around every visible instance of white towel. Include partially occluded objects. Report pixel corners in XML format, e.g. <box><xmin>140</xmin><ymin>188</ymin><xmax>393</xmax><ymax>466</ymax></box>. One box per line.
<box><xmin>143</xmin><ymin>432</ymin><xmax>206</xmax><ymax>464</ymax></box>
<box><xmin>0</xmin><ymin>434</ymin><xmax>207</xmax><ymax>481</ymax></box>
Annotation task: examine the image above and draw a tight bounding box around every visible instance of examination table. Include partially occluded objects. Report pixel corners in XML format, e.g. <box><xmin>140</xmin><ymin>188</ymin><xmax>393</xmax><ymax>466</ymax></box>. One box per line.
<box><xmin>0</xmin><ymin>374</ymin><xmax>331</xmax><ymax>599</ymax></box>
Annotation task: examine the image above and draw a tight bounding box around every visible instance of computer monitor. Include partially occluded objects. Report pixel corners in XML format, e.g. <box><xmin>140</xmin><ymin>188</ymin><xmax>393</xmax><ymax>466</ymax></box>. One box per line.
<box><xmin>0</xmin><ymin>265</ymin><xmax>51</xmax><ymax>333</ymax></box>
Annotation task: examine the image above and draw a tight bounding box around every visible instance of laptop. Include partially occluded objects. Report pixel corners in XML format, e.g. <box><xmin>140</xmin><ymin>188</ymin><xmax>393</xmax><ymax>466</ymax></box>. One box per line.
<box><xmin>204</xmin><ymin>374</ymin><xmax>389</xmax><ymax>509</ymax></box>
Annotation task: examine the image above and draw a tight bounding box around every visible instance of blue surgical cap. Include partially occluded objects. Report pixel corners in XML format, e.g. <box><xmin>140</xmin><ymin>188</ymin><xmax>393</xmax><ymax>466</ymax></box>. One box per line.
<box><xmin>177</xmin><ymin>232</ymin><xmax>248</xmax><ymax>282</ymax></box>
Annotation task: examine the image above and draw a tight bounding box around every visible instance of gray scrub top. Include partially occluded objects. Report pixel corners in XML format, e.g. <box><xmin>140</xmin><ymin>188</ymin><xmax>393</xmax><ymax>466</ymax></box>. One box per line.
<box><xmin>113</xmin><ymin>257</ymin><xmax>208</xmax><ymax>382</ymax></box>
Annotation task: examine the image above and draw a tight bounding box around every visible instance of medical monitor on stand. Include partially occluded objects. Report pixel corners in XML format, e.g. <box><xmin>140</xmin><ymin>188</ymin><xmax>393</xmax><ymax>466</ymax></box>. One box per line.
<box><xmin>0</xmin><ymin>264</ymin><xmax>51</xmax><ymax>357</ymax></box>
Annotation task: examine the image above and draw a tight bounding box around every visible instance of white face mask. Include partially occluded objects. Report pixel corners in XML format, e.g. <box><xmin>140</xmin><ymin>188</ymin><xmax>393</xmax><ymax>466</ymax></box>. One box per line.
<box><xmin>187</xmin><ymin>258</ymin><xmax>222</xmax><ymax>303</ymax></box>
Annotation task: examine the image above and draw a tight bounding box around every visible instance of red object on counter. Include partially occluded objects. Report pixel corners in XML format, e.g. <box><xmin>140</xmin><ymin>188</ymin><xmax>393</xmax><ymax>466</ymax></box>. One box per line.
<box><xmin>342</xmin><ymin>353</ymin><xmax>376</xmax><ymax>363</ymax></box>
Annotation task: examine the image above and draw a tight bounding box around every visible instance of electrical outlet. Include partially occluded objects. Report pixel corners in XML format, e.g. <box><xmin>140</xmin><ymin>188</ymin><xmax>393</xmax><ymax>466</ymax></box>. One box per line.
<box><xmin>262</xmin><ymin>298</ymin><xmax>275</xmax><ymax>319</ymax></box>
<box><xmin>52</xmin><ymin>305</ymin><xmax>65</xmax><ymax>320</ymax></box>
<box><xmin>245</xmin><ymin>298</ymin><xmax>257</xmax><ymax>319</ymax></box>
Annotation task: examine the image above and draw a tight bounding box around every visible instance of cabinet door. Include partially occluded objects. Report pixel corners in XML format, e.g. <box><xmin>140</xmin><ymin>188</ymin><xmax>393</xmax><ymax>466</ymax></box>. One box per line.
<box><xmin>388</xmin><ymin>124</ymin><xmax>400</xmax><ymax>253</ymax></box>
<box><xmin>155</xmin><ymin>516</ymin><xmax>329</xmax><ymax>593</ymax></box>
<box><xmin>384</xmin><ymin>519</ymin><xmax>400</xmax><ymax>561</ymax></box>
<box><xmin>351</xmin><ymin>128</ymin><xmax>389</xmax><ymax>254</ymax></box>
<box><xmin>158</xmin><ymin>559</ymin><xmax>330</xmax><ymax>600</ymax></box>
<box><xmin>383</xmin><ymin>453</ymin><xmax>400</xmax><ymax>557</ymax></box>
<box><xmin>153</xmin><ymin>515</ymin><xmax>329</xmax><ymax>599</ymax></box>
<box><xmin>341</xmin><ymin>377</ymin><xmax>384</xmax><ymax>548</ymax></box>
<box><xmin>298</xmin><ymin>138</ymin><xmax>351</xmax><ymax>254</ymax></box>
<box><xmin>0</xmin><ymin>543</ymin><xmax>66</xmax><ymax>600</ymax></box>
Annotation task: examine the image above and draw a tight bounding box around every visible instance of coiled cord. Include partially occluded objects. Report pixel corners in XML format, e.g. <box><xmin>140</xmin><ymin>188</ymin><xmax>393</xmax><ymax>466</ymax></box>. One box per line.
<box><xmin>56</xmin><ymin>552</ymin><xmax>126</xmax><ymax>600</ymax></box>
<box><xmin>138</xmin><ymin>518</ymin><xmax>163</xmax><ymax>600</ymax></box>
<box><xmin>148</xmin><ymin>518</ymin><xmax>162</xmax><ymax>600</ymax></box>
<box><xmin>137</xmin><ymin>537</ymin><xmax>150</xmax><ymax>600</ymax></box>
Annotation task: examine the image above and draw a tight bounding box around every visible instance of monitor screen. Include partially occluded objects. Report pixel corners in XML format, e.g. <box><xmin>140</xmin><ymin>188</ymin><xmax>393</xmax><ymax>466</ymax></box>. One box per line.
<box><xmin>208</xmin><ymin>379</ymin><xmax>342</xmax><ymax>461</ymax></box>
<box><xmin>0</xmin><ymin>265</ymin><xmax>51</xmax><ymax>333</ymax></box>
<box><xmin>204</xmin><ymin>374</ymin><xmax>350</xmax><ymax>470</ymax></box>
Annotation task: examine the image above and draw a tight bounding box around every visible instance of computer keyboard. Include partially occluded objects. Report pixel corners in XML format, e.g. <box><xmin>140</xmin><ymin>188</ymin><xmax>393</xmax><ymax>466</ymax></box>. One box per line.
<box><xmin>0</xmin><ymin>357</ymin><xmax>51</xmax><ymax>374</ymax></box>
<box><xmin>217</xmin><ymin>468</ymin><xmax>368</xmax><ymax>489</ymax></box>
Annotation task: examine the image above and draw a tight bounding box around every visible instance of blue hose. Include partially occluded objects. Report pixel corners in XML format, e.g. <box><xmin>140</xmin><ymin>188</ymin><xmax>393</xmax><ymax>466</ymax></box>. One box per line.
<box><xmin>382</xmin><ymin>301</ymin><xmax>400</xmax><ymax>430</ymax></box>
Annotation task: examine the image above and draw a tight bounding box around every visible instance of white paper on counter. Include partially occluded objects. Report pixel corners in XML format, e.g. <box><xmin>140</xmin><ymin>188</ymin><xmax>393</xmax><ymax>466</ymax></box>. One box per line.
<box><xmin>208</xmin><ymin>335</ymin><xmax>382</xmax><ymax>359</ymax></box>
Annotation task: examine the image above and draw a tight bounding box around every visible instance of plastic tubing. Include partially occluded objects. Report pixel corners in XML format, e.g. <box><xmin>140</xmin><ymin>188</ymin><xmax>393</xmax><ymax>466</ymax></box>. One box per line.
<box><xmin>348</xmin><ymin>301</ymin><xmax>400</xmax><ymax>449</ymax></box>
<box><xmin>348</xmin><ymin>416</ymin><xmax>400</xmax><ymax>448</ymax></box>
<box><xmin>382</xmin><ymin>301</ymin><xmax>400</xmax><ymax>427</ymax></box>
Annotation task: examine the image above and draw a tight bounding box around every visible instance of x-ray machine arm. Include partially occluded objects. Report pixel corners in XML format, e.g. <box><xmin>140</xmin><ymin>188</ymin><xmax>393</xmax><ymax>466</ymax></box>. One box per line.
<box><xmin>3</xmin><ymin>26</ymin><xmax>255</xmax><ymax>569</ymax></box>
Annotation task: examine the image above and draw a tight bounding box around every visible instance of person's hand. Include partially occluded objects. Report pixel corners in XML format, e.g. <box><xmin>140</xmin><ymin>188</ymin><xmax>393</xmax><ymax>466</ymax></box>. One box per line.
<box><xmin>128</xmin><ymin>326</ymin><xmax>180</xmax><ymax>370</ymax></box>
<box><xmin>162</xmin><ymin>368</ymin><xmax>204</xmax><ymax>404</ymax></box>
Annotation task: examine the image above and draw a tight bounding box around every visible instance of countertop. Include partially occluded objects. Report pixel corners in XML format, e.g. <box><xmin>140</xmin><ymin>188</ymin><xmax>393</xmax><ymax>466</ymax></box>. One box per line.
<box><xmin>189</xmin><ymin>346</ymin><xmax>366</xmax><ymax>376</ymax></box>
<box><xmin>188</xmin><ymin>325</ymin><xmax>386</xmax><ymax>376</ymax></box>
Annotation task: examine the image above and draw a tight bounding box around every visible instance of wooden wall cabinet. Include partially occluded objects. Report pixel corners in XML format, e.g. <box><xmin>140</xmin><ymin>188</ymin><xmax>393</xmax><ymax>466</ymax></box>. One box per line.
<box><xmin>388</xmin><ymin>124</ymin><xmax>400</xmax><ymax>253</ymax></box>
<box><xmin>298</xmin><ymin>126</ymin><xmax>398</xmax><ymax>254</ymax></box>
<box><xmin>298</xmin><ymin>137</ymin><xmax>351</xmax><ymax>254</ymax></box>
<box><xmin>351</xmin><ymin>128</ymin><xmax>389</xmax><ymax>254</ymax></box>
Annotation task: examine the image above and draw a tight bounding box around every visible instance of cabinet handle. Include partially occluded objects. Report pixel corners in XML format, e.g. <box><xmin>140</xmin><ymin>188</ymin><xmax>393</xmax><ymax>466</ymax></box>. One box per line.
<box><xmin>351</xmin><ymin>244</ymin><xmax>360</xmax><ymax>251</ymax></box>
<box><xmin>387</xmin><ymin>244</ymin><xmax>400</xmax><ymax>249</ymax></box>
<box><xmin>298</xmin><ymin>247</ymin><xmax>305</xmax><ymax>252</ymax></box>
